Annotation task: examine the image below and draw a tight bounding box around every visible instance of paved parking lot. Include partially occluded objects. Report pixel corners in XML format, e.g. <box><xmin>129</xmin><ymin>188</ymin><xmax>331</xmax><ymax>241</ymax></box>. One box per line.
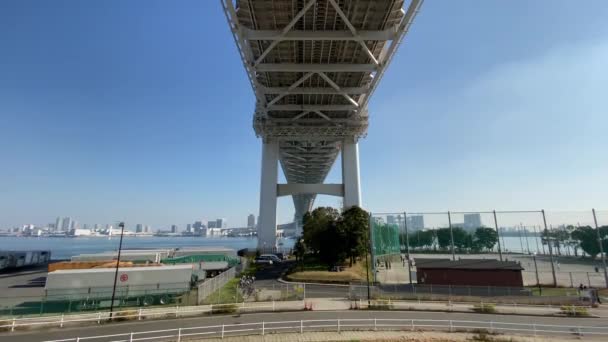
<box><xmin>0</xmin><ymin>266</ymin><xmax>47</xmax><ymax>308</ymax></box>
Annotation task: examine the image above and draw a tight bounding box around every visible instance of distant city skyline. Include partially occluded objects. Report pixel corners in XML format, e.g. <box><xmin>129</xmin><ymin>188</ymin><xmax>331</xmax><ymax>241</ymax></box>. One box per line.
<box><xmin>0</xmin><ymin>1</ymin><xmax>607</xmax><ymax>228</ymax></box>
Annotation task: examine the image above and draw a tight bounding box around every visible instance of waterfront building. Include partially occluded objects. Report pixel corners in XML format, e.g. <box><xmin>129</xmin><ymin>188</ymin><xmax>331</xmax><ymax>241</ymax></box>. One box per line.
<box><xmin>55</xmin><ymin>217</ymin><xmax>63</xmax><ymax>232</ymax></box>
<box><xmin>407</xmin><ymin>215</ymin><xmax>424</xmax><ymax>231</ymax></box>
<box><xmin>464</xmin><ymin>213</ymin><xmax>482</xmax><ymax>231</ymax></box>
<box><xmin>62</xmin><ymin>217</ymin><xmax>73</xmax><ymax>231</ymax></box>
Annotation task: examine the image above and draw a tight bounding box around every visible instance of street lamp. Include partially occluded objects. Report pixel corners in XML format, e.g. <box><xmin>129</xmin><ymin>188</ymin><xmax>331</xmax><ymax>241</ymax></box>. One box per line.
<box><xmin>532</xmin><ymin>252</ymin><xmax>541</xmax><ymax>296</ymax></box>
<box><xmin>109</xmin><ymin>221</ymin><xmax>126</xmax><ymax>319</ymax></box>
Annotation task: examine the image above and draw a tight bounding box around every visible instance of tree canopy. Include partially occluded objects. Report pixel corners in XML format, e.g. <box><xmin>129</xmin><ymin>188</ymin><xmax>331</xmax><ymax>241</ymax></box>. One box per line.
<box><xmin>301</xmin><ymin>206</ymin><xmax>369</xmax><ymax>267</ymax></box>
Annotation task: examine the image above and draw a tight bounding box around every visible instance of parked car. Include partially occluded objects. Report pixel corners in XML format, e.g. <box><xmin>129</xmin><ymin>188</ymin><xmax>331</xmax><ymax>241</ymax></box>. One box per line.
<box><xmin>254</xmin><ymin>254</ymin><xmax>282</xmax><ymax>264</ymax></box>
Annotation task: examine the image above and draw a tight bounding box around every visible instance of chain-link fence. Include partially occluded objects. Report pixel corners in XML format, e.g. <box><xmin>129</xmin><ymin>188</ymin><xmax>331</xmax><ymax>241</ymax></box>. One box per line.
<box><xmin>0</xmin><ymin>283</ymin><xmax>198</xmax><ymax>316</ymax></box>
<box><xmin>369</xmin><ymin>209</ymin><xmax>608</xmax><ymax>289</ymax></box>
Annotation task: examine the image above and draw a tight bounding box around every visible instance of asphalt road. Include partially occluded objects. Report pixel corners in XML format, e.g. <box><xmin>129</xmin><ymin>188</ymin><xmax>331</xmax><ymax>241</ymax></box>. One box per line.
<box><xmin>4</xmin><ymin>310</ymin><xmax>607</xmax><ymax>342</ymax></box>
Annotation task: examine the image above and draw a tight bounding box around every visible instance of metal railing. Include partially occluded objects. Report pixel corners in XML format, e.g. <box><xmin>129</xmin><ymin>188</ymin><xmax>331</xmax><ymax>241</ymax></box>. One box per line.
<box><xmin>40</xmin><ymin>317</ymin><xmax>608</xmax><ymax>342</ymax></box>
<box><xmin>1</xmin><ymin>299</ymin><xmax>592</xmax><ymax>333</ymax></box>
<box><xmin>0</xmin><ymin>301</ymin><xmax>292</xmax><ymax>332</ymax></box>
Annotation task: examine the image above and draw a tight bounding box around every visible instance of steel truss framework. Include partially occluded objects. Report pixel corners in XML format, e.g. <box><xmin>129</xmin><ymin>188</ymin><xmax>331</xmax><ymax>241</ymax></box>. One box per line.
<box><xmin>222</xmin><ymin>0</ymin><xmax>422</xmax><ymax>247</ymax></box>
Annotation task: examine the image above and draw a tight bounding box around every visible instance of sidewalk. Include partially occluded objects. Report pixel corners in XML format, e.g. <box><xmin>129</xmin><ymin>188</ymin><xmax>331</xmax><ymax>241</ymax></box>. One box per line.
<box><xmin>193</xmin><ymin>330</ymin><xmax>573</xmax><ymax>342</ymax></box>
<box><xmin>2</xmin><ymin>297</ymin><xmax>603</xmax><ymax>333</ymax></box>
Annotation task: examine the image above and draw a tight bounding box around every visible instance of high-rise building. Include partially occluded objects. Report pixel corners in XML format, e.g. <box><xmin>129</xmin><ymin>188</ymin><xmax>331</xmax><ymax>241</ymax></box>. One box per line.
<box><xmin>144</xmin><ymin>225</ymin><xmax>151</xmax><ymax>233</ymax></box>
<box><xmin>464</xmin><ymin>213</ymin><xmax>482</xmax><ymax>231</ymax></box>
<box><xmin>171</xmin><ymin>225</ymin><xmax>178</xmax><ymax>233</ymax></box>
<box><xmin>186</xmin><ymin>224</ymin><xmax>192</xmax><ymax>233</ymax></box>
<box><xmin>71</xmin><ymin>220</ymin><xmax>78</xmax><ymax>230</ymax></box>
<box><xmin>193</xmin><ymin>221</ymin><xmax>205</xmax><ymax>234</ymax></box>
<box><xmin>247</xmin><ymin>214</ymin><xmax>255</xmax><ymax>228</ymax></box>
<box><xmin>55</xmin><ymin>217</ymin><xmax>63</xmax><ymax>232</ymax></box>
<box><xmin>216</xmin><ymin>218</ymin><xmax>225</xmax><ymax>229</ymax></box>
<box><xmin>208</xmin><ymin>220</ymin><xmax>217</xmax><ymax>229</ymax></box>
<box><xmin>406</xmin><ymin>215</ymin><xmax>424</xmax><ymax>231</ymax></box>
<box><xmin>136</xmin><ymin>224</ymin><xmax>143</xmax><ymax>233</ymax></box>
<box><xmin>62</xmin><ymin>217</ymin><xmax>72</xmax><ymax>231</ymax></box>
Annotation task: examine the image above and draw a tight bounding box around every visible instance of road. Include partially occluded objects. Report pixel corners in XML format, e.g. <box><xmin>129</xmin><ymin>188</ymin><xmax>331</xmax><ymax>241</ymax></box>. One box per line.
<box><xmin>4</xmin><ymin>309</ymin><xmax>607</xmax><ymax>342</ymax></box>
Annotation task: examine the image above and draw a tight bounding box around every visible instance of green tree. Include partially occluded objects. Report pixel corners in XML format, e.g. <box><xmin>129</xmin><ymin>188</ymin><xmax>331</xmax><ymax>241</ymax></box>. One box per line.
<box><xmin>474</xmin><ymin>227</ymin><xmax>498</xmax><ymax>251</ymax></box>
<box><xmin>436</xmin><ymin>228</ymin><xmax>452</xmax><ymax>250</ymax></box>
<box><xmin>452</xmin><ymin>228</ymin><xmax>469</xmax><ymax>250</ymax></box>
<box><xmin>337</xmin><ymin>206</ymin><xmax>369</xmax><ymax>266</ymax></box>
<box><xmin>571</xmin><ymin>226</ymin><xmax>608</xmax><ymax>259</ymax></box>
<box><xmin>302</xmin><ymin>207</ymin><xmax>340</xmax><ymax>254</ymax></box>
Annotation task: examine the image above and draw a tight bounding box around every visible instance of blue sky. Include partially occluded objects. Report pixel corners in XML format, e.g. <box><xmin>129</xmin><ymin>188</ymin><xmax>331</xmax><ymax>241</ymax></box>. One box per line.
<box><xmin>1</xmin><ymin>1</ymin><xmax>607</xmax><ymax>229</ymax></box>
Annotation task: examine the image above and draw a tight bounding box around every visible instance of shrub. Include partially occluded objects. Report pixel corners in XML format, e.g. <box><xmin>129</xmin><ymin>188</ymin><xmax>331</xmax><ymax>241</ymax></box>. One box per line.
<box><xmin>212</xmin><ymin>304</ymin><xmax>238</xmax><ymax>314</ymax></box>
<box><xmin>560</xmin><ymin>305</ymin><xmax>589</xmax><ymax>317</ymax></box>
<box><xmin>111</xmin><ymin>310</ymin><xmax>138</xmax><ymax>321</ymax></box>
<box><xmin>368</xmin><ymin>300</ymin><xmax>393</xmax><ymax>310</ymax></box>
<box><xmin>472</xmin><ymin>303</ymin><xmax>497</xmax><ymax>314</ymax></box>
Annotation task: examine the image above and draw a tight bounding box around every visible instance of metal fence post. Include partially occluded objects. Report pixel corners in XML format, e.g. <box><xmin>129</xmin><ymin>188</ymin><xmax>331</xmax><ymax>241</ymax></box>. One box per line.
<box><xmin>177</xmin><ymin>328</ymin><xmax>182</xmax><ymax>342</ymax></box>
<box><xmin>449</xmin><ymin>320</ymin><xmax>453</xmax><ymax>332</ymax></box>
<box><xmin>300</xmin><ymin>320</ymin><xmax>303</xmax><ymax>333</ymax></box>
<box><xmin>337</xmin><ymin>319</ymin><xmax>341</xmax><ymax>333</ymax></box>
<box><xmin>98</xmin><ymin>312</ymin><xmax>101</xmax><ymax>324</ymax></box>
<box><xmin>374</xmin><ymin>318</ymin><xmax>377</xmax><ymax>331</ymax></box>
<box><xmin>11</xmin><ymin>318</ymin><xmax>15</xmax><ymax>332</ymax></box>
<box><xmin>448</xmin><ymin>211</ymin><xmax>455</xmax><ymax>260</ymax></box>
<box><xmin>221</xmin><ymin>324</ymin><xmax>225</xmax><ymax>339</ymax></box>
<box><xmin>541</xmin><ymin>209</ymin><xmax>557</xmax><ymax>287</ymax></box>
<box><xmin>129</xmin><ymin>332</ymin><xmax>134</xmax><ymax>342</ymax></box>
<box><xmin>138</xmin><ymin>308</ymin><xmax>142</xmax><ymax>320</ymax></box>
<box><xmin>60</xmin><ymin>314</ymin><xmax>64</xmax><ymax>328</ymax></box>
<box><xmin>592</xmin><ymin>208</ymin><xmax>608</xmax><ymax>288</ymax></box>
<box><xmin>262</xmin><ymin>321</ymin><xmax>265</xmax><ymax>335</ymax></box>
<box><xmin>493</xmin><ymin>210</ymin><xmax>503</xmax><ymax>261</ymax></box>
<box><xmin>411</xmin><ymin>319</ymin><xmax>414</xmax><ymax>331</ymax></box>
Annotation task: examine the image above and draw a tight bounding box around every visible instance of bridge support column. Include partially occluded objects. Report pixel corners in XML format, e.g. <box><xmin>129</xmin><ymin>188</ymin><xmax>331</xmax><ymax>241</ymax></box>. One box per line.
<box><xmin>258</xmin><ymin>141</ymin><xmax>278</xmax><ymax>251</ymax></box>
<box><xmin>342</xmin><ymin>141</ymin><xmax>361</xmax><ymax>208</ymax></box>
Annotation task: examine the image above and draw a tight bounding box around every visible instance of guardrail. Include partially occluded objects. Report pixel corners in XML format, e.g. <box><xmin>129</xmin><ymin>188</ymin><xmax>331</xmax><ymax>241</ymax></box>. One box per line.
<box><xmin>40</xmin><ymin>318</ymin><xmax>608</xmax><ymax>342</ymax></box>
<box><xmin>0</xmin><ymin>301</ymin><xmax>295</xmax><ymax>332</ymax></box>
<box><xmin>0</xmin><ymin>299</ymin><xmax>593</xmax><ymax>332</ymax></box>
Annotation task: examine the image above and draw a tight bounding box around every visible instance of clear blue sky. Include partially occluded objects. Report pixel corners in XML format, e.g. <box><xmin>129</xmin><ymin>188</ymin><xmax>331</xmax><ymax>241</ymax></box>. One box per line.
<box><xmin>1</xmin><ymin>1</ymin><xmax>607</xmax><ymax>229</ymax></box>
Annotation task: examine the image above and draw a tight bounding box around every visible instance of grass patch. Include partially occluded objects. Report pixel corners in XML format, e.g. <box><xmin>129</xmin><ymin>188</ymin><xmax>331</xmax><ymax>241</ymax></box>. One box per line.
<box><xmin>472</xmin><ymin>303</ymin><xmax>497</xmax><ymax>314</ymax></box>
<box><xmin>287</xmin><ymin>255</ymin><xmax>370</xmax><ymax>283</ymax></box>
<box><xmin>202</xmin><ymin>278</ymin><xmax>243</xmax><ymax>305</ymax></box>
<box><xmin>560</xmin><ymin>305</ymin><xmax>590</xmax><ymax>317</ymax></box>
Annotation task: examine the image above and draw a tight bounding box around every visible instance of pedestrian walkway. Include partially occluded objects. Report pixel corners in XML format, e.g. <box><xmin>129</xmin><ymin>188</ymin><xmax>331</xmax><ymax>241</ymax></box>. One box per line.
<box><xmin>194</xmin><ymin>330</ymin><xmax>576</xmax><ymax>342</ymax></box>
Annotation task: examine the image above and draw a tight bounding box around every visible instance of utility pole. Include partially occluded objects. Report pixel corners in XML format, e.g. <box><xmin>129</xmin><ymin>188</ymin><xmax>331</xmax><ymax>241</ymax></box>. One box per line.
<box><xmin>541</xmin><ymin>210</ymin><xmax>557</xmax><ymax>287</ymax></box>
<box><xmin>109</xmin><ymin>222</ymin><xmax>126</xmax><ymax>319</ymax></box>
<box><xmin>592</xmin><ymin>209</ymin><xmax>608</xmax><ymax>288</ymax></box>
<box><xmin>447</xmin><ymin>211</ymin><xmax>455</xmax><ymax>261</ymax></box>
<box><xmin>404</xmin><ymin>212</ymin><xmax>413</xmax><ymax>285</ymax></box>
<box><xmin>493</xmin><ymin>210</ymin><xmax>503</xmax><ymax>261</ymax></box>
